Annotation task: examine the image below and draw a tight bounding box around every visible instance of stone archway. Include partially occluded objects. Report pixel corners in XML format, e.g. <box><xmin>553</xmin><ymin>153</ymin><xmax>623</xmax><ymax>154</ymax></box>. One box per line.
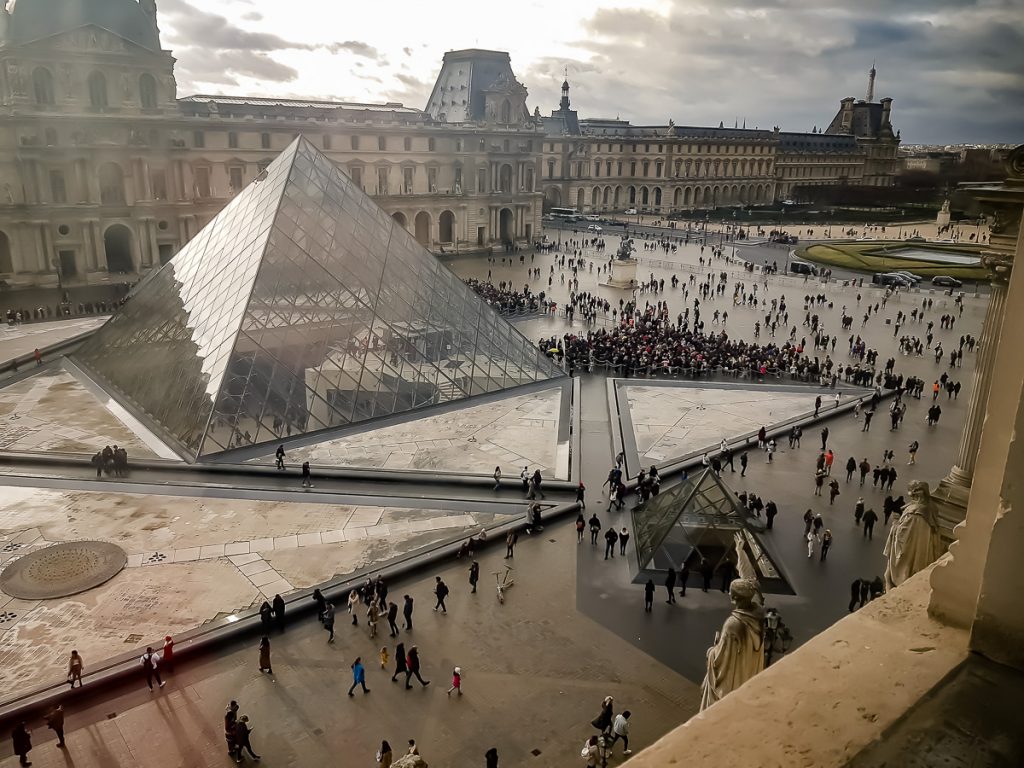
<box><xmin>576</xmin><ymin>188</ymin><xmax>585</xmax><ymax>211</ymax></box>
<box><xmin>0</xmin><ymin>230</ymin><xmax>12</xmax><ymax>273</ymax></box>
<box><xmin>103</xmin><ymin>224</ymin><xmax>135</xmax><ymax>274</ymax></box>
<box><xmin>414</xmin><ymin>211</ymin><xmax>431</xmax><ymax>246</ymax></box>
<box><xmin>392</xmin><ymin>211</ymin><xmax>408</xmax><ymax>229</ymax></box>
<box><xmin>499</xmin><ymin>208</ymin><xmax>514</xmax><ymax>244</ymax></box>
<box><xmin>439</xmin><ymin>210</ymin><xmax>455</xmax><ymax>243</ymax></box>
<box><xmin>544</xmin><ymin>186</ymin><xmax>561</xmax><ymax>210</ymax></box>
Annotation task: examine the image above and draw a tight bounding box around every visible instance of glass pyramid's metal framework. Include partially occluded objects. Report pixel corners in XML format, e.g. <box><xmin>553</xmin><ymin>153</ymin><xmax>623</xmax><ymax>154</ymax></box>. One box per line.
<box><xmin>630</xmin><ymin>468</ymin><xmax>794</xmax><ymax>594</ymax></box>
<box><xmin>72</xmin><ymin>137</ymin><xmax>563</xmax><ymax>461</ymax></box>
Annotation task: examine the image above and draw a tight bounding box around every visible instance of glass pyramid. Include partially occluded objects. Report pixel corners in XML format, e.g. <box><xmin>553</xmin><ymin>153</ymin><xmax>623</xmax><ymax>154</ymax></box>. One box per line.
<box><xmin>630</xmin><ymin>468</ymin><xmax>794</xmax><ymax>594</ymax></box>
<box><xmin>72</xmin><ymin>137</ymin><xmax>563</xmax><ymax>461</ymax></box>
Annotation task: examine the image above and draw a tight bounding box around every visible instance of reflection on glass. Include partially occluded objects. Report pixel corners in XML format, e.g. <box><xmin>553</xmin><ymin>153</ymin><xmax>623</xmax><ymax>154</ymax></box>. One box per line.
<box><xmin>73</xmin><ymin>137</ymin><xmax>563</xmax><ymax>460</ymax></box>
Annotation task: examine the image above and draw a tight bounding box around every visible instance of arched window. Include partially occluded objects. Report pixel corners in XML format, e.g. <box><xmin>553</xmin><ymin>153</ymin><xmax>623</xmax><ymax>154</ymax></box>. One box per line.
<box><xmin>87</xmin><ymin>71</ymin><xmax>108</xmax><ymax>109</ymax></box>
<box><xmin>0</xmin><ymin>231</ymin><xmax>13</xmax><ymax>273</ymax></box>
<box><xmin>99</xmin><ymin>162</ymin><xmax>125</xmax><ymax>205</ymax></box>
<box><xmin>139</xmin><ymin>73</ymin><xmax>158</xmax><ymax>109</ymax></box>
<box><xmin>32</xmin><ymin>67</ymin><xmax>55</xmax><ymax>105</ymax></box>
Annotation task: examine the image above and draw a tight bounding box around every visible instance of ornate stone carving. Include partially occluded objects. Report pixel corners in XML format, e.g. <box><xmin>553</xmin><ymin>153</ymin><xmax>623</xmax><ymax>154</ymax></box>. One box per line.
<box><xmin>884</xmin><ymin>480</ymin><xmax>941</xmax><ymax>590</ymax></box>
<box><xmin>6</xmin><ymin>62</ymin><xmax>25</xmax><ymax>96</ymax></box>
<box><xmin>1004</xmin><ymin>144</ymin><xmax>1024</xmax><ymax>180</ymax></box>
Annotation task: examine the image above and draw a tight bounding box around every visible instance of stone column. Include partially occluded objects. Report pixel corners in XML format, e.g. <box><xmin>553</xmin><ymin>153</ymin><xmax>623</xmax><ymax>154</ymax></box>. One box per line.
<box><xmin>931</xmin><ymin>145</ymin><xmax>1024</xmax><ymax>634</ymax></box>
<box><xmin>932</xmin><ymin>165</ymin><xmax>1024</xmax><ymax>540</ymax></box>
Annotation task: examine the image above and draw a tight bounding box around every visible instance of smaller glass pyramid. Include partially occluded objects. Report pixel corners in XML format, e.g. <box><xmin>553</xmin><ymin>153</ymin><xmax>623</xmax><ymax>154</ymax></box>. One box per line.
<box><xmin>630</xmin><ymin>468</ymin><xmax>793</xmax><ymax>594</ymax></box>
<box><xmin>72</xmin><ymin>137</ymin><xmax>563</xmax><ymax>461</ymax></box>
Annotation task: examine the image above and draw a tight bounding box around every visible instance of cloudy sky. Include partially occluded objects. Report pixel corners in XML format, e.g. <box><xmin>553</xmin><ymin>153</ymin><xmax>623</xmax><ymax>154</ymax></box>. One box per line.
<box><xmin>155</xmin><ymin>0</ymin><xmax>1024</xmax><ymax>145</ymax></box>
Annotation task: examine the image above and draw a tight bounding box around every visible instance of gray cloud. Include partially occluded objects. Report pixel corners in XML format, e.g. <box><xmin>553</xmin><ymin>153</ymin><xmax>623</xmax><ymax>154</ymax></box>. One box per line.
<box><xmin>326</xmin><ymin>41</ymin><xmax>381</xmax><ymax>60</ymax></box>
<box><xmin>525</xmin><ymin>0</ymin><xmax>1024</xmax><ymax>143</ymax></box>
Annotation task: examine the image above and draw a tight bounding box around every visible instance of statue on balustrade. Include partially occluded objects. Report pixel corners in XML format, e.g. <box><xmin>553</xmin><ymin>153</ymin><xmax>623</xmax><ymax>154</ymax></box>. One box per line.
<box><xmin>699</xmin><ymin>533</ymin><xmax>765</xmax><ymax>711</ymax></box>
<box><xmin>883</xmin><ymin>480</ymin><xmax>941</xmax><ymax>590</ymax></box>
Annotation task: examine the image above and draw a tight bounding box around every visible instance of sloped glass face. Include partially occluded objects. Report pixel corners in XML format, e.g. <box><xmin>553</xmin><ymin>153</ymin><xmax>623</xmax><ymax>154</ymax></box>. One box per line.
<box><xmin>73</xmin><ymin>137</ymin><xmax>562</xmax><ymax>460</ymax></box>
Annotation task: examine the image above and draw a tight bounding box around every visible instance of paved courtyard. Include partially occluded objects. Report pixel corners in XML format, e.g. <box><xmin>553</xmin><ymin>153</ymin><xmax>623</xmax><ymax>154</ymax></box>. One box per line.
<box><xmin>0</xmin><ymin>223</ymin><xmax>990</xmax><ymax>766</ymax></box>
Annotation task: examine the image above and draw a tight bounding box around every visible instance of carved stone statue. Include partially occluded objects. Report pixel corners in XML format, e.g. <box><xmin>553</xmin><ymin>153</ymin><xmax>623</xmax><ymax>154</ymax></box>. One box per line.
<box><xmin>6</xmin><ymin>62</ymin><xmax>25</xmax><ymax>96</ymax></box>
<box><xmin>883</xmin><ymin>480</ymin><xmax>941</xmax><ymax>590</ymax></box>
<box><xmin>699</xmin><ymin>576</ymin><xmax>765</xmax><ymax>711</ymax></box>
<box><xmin>615</xmin><ymin>238</ymin><xmax>636</xmax><ymax>261</ymax></box>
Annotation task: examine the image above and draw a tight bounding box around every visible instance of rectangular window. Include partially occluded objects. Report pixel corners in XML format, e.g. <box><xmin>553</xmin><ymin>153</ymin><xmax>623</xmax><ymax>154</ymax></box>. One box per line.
<box><xmin>594</xmin><ymin>163</ymin><xmax>600</xmax><ymax>177</ymax></box>
<box><xmin>479</xmin><ymin>139</ymin><xmax>486</xmax><ymax>152</ymax></box>
<box><xmin>404</xmin><ymin>136</ymin><xmax>412</xmax><ymax>151</ymax></box>
<box><xmin>351</xmin><ymin>135</ymin><xmax>360</xmax><ymax>150</ymax></box>
<box><xmin>478</xmin><ymin>168</ymin><xmax>487</xmax><ymax>192</ymax></box>
<box><xmin>228</xmin><ymin>132</ymin><xmax>238</xmax><ymax>149</ymax></box>
<box><xmin>323</xmin><ymin>134</ymin><xmax>332</xmax><ymax>150</ymax></box>
<box><xmin>454</xmin><ymin>166</ymin><xmax>463</xmax><ymax>191</ymax></box>
<box><xmin>378</xmin><ymin>136</ymin><xmax>386</xmax><ymax>151</ymax></box>
<box><xmin>229</xmin><ymin>166</ymin><xmax>244</xmax><ymax>192</ymax></box>
<box><xmin>630</xmin><ymin>161</ymin><xmax>636</xmax><ymax>176</ymax></box>
<box><xmin>194</xmin><ymin>166</ymin><xmax>211</xmax><ymax>198</ymax></box>
<box><xmin>261</xmin><ymin>132</ymin><xmax>271</xmax><ymax>149</ymax></box>
<box><xmin>617</xmin><ymin>161</ymin><xmax>622</xmax><ymax>175</ymax></box>
<box><xmin>350</xmin><ymin>166</ymin><xmax>362</xmax><ymax>188</ymax></box>
<box><xmin>151</xmin><ymin>169</ymin><xmax>167</xmax><ymax>200</ymax></box>
<box><xmin>429</xmin><ymin>137</ymin><xmax>436</xmax><ymax>151</ymax></box>
<box><xmin>403</xmin><ymin>167</ymin><xmax>413</xmax><ymax>194</ymax></box>
<box><xmin>427</xmin><ymin>167</ymin><xmax>437</xmax><ymax>191</ymax></box>
<box><xmin>49</xmin><ymin>170</ymin><xmax>67</xmax><ymax>203</ymax></box>
<box><xmin>377</xmin><ymin>166</ymin><xmax>389</xmax><ymax>195</ymax></box>
<box><xmin>455</xmin><ymin>138</ymin><xmax>463</xmax><ymax>152</ymax></box>
<box><xmin>193</xmin><ymin>130</ymin><xmax>205</xmax><ymax>148</ymax></box>
<box><xmin>656</xmin><ymin>161</ymin><xmax>663</xmax><ymax>177</ymax></box>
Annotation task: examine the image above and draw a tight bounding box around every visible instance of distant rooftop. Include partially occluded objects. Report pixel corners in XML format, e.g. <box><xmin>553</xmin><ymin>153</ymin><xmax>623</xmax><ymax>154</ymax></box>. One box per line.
<box><xmin>179</xmin><ymin>95</ymin><xmax>421</xmax><ymax>114</ymax></box>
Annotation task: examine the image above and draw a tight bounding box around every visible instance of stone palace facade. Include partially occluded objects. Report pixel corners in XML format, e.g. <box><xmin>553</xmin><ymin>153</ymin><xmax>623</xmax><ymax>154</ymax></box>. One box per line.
<box><xmin>0</xmin><ymin>0</ymin><xmax>898</xmax><ymax>291</ymax></box>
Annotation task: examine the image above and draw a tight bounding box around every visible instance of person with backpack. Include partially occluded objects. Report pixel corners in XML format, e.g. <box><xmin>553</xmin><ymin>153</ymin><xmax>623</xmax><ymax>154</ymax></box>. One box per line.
<box><xmin>433</xmin><ymin>576</ymin><xmax>449</xmax><ymax>613</ymax></box>
<box><xmin>140</xmin><ymin>646</ymin><xmax>164</xmax><ymax>690</ymax></box>
<box><xmin>575</xmin><ymin>512</ymin><xmax>585</xmax><ymax>543</ymax></box>
<box><xmin>588</xmin><ymin>513</ymin><xmax>602</xmax><ymax>546</ymax></box>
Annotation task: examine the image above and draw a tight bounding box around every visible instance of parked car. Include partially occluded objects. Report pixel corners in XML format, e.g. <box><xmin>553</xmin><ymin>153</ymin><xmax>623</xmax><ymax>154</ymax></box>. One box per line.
<box><xmin>586</xmin><ymin>224</ymin><xmax>603</xmax><ymax>232</ymax></box>
<box><xmin>932</xmin><ymin>275</ymin><xmax>963</xmax><ymax>288</ymax></box>
<box><xmin>906</xmin><ymin>235</ymin><xmax>926</xmax><ymax>242</ymax></box>
<box><xmin>789</xmin><ymin>260</ymin><xmax>817</xmax><ymax>275</ymax></box>
<box><xmin>624</xmin><ymin>208</ymin><xmax>638</xmax><ymax>215</ymax></box>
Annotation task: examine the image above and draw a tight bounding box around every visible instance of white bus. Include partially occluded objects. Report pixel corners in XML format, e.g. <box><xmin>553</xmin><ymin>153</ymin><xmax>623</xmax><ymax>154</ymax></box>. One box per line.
<box><xmin>548</xmin><ymin>207</ymin><xmax>580</xmax><ymax>222</ymax></box>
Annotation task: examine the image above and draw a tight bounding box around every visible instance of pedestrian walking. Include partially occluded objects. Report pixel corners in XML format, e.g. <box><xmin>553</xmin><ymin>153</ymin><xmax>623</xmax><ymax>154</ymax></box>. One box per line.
<box><xmin>391</xmin><ymin>642</ymin><xmax>408</xmax><ymax>682</ymax></box>
<box><xmin>275</xmin><ymin>444</ymin><xmax>285</xmax><ymax>470</ymax></box>
<box><xmin>312</xmin><ymin>588</ymin><xmax>326</xmax><ymax>623</ymax></box>
<box><xmin>807</xmin><ymin>531</ymin><xmax>815</xmax><ymax>558</ymax></box>
<box><xmin>11</xmin><ymin>722</ymin><xmax>32</xmax><ymax>766</ymax></box>
<box><xmin>469</xmin><ymin>561</ymin><xmax>480</xmax><ymax>594</ymax></box>
<box><xmin>67</xmin><ymin>649</ymin><xmax>83</xmax><ymax>688</ymax></box>
<box><xmin>493</xmin><ymin>466</ymin><xmax>501</xmax><ymax>491</ymax></box>
<box><xmin>520</xmin><ymin>466</ymin><xmax>530</xmax><ymax>494</ymax></box>
<box><xmin>259</xmin><ymin>599</ymin><xmax>273</xmax><ymax>634</ymax></box>
<box><xmin>814</xmin><ymin>469</ymin><xmax>825</xmax><ymax>495</ymax></box>
<box><xmin>576</xmin><ymin>512</ymin><xmax>585</xmax><ymax>543</ymax></box>
<box><xmin>700</xmin><ymin>558</ymin><xmax>713</xmax><ymax>592</ymax></box>
<box><xmin>603</xmin><ymin>527</ymin><xmax>618</xmax><ymax>559</ymax></box>
<box><xmin>348</xmin><ymin>657</ymin><xmax>371</xmax><ymax>696</ymax></box>
<box><xmin>765</xmin><ymin>500</ymin><xmax>778</xmax><ymax>530</ymax></box>
<box><xmin>814</xmin><ymin>395</ymin><xmax>821</xmax><ymax>417</ymax></box>
<box><xmin>235</xmin><ymin>715</ymin><xmax>261</xmax><ymax>760</ymax></box>
<box><xmin>829</xmin><ymin>479</ymin><xmax>841</xmax><ymax>505</ymax></box>
<box><xmin>367</xmin><ymin>601</ymin><xmax>381</xmax><ymax>638</ymax></box>
<box><xmin>740</xmin><ymin>451</ymin><xmax>748</xmax><ymax>477</ymax></box>
<box><xmin>610</xmin><ymin>711</ymin><xmax>632</xmax><ymax>756</ymax></box>
<box><xmin>403</xmin><ymin>594</ymin><xmax>414</xmax><ymax>630</ymax></box>
<box><xmin>592</xmin><ymin>696</ymin><xmax>615</xmax><ymax>735</ymax></box>
<box><xmin>45</xmin><ymin>704</ymin><xmax>65</xmax><ymax>749</ymax></box>
<box><xmin>908</xmin><ymin>440</ymin><xmax>919</xmax><ymax>465</ymax></box>
<box><xmin>665</xmin><ymin>567</ymin><xmax>677</xmax><ymax>603</ymax></box>
<box><xmin>820</xmin><ymin>426</ymin><xmax>829</xmax><ymax>450</ymax></box>
<box><xmin>447</xmin><ymin>666</ymin><xmax>463</xmax><ymax>696</ymax></box>
<box><xmin>224</xmin><ymin>701</ymin><xmax>239</xmax><ymax>761</ymax></box>
<box><xmin>140</xmin><ymin>646</ymin><xmax>164</xmax><ymax>690</ymax></box>
<box><xmin>300</xmin><ymin>461</ymin><xmax>313</xmax><ymax>488</ymax></box>
<box><xmin>347</xmin><ymin>588</ymin><xmax>362</xmax><ymax>626</ymax></box>
<box><xmin>576</xmin><ymin>481</ymin><xmax>586</xmax><ymax>509</ymax></box>
<box><xmin>272</xmin><ymin>593</ymin><xmax>286</xmax><ymax>632</ymax></box>
<box><xmin>505</xmin><ymin>529</ymin><xmax>517</xmax><ymax>558</ymax></box>
<box><xmin>619</xmin><ymin>527</ymin><xmax>630</xmax><ymax>555</ymax></box>
<box><xmin>380</xmin><ymin>645</ymin><xmax>389</xmax><ymax>669</ymax></box>
<box><xmin>859</xmin><ymin>458</ymin><xmax>870</xmax><ymax>486</ymax></box>
<box><xmin>434</xmin><ymin>576</ymin><xmax>449</xmax><ymax>613</ymax></box>
<box><xmin>323</xmin><ymin>602</ymin><xmax>335</xmax><ymax>642</ymax></box>
<box><xmin>863</xmin><ymin>508</ymin><xmax>878</xmax><ymax>540</ymax></box>
<box><xmin>644</xmin><ymin>579</ymin><xmax>655</xmax><ymax>612</ymax></box>
<box><xmin>845</xmin><ymin>456</ymin><xmax>856</xmax><ymax>483</ymax></box>
<box><xmin>485</xmin><ymin>747</ymin><xmax>499</xmax><ymax>768</ymax></box>
<box><xmin>589</xmin><ymin>513</ymin><xmax>602</xmax><ymax>546</ymax></box>
<box><xmin>387</xmin><ymin>601</ymin><xmax>400</xmax><ymax>636</ymax></box>
<box><xmin>863</xmin><ymin>410</ymin><xmax>874</xmax><ymax>431</ymax></box>
<box><xmin>404</xmin><ymin>646</ymin><xmax>430</xmax><ymax>689</ymax></box>
<box><xmin>258</xmin><ymin>635</ymin><xmax>273</xmax><ymax>674</ymax></box>
<box><xmin>377</xmin><ymin>741</ymin><xmax>394</xmax><ymax>768</ymax></box>
<box><xmin>855</xmin><ymin>497</ymin><xmax>865</xmax><ymax>526</ymax></box>
<box><xmin>803</xmin><ymin>508</ymin><xmax>814</xmax><ymax>536</ymax></box>
<box><xmin>820</xmin><ymin>530</ymin><xmax>833</xmax><ymax>561</ymax></box>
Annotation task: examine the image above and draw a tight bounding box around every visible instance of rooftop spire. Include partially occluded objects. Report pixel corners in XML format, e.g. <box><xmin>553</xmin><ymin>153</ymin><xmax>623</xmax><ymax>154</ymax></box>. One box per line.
<box><xmin>867</xmin><ymin>61</ymin><xmax>876</xmax><ymax>102</ymax></box>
